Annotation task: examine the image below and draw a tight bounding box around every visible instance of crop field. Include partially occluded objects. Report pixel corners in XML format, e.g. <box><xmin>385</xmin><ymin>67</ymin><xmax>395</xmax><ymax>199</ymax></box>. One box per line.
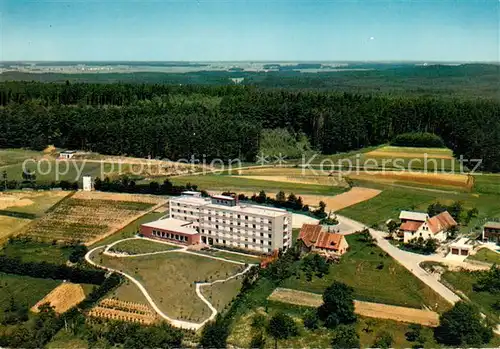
<box><xmin>0</xmin><ymin>272</ymin><xmax>60</xmax><ymax>313</ymax></box>
<box><xmin>91</xmin><ymin>250</ymin><xmax>244</xmax><ymax>322</ymax></box>
<box><xmin>88</xmin><ymin>298</ymin><xmax>158</xmax><ymax>325</ymax></box>
<box><xmin>0</xmin><ymin>190</ymin><xmax>70</xmax><ymax>216</ymax></box>
<box><xmin>347</xmin><ymin>170</ymin><xmax>472</xmax><ymax>190</ymax></box>
<box><xmin>268</xmin><ymin>288</ymin><xmax>440</xmax><ymax>326</ymax></box>
<box><xmin>170</xmin><ymin>174</ymin><xmax>343</xmax><ymax>195</ymax></box>
<box><xmin>281</xmin><ymin>234</ymin><xmax>450</xmax><ymax>312</ymax></box>
<box><xmin>467</xmin><ymin>248</ymin><xmax>500</xmax><ymax>265</ymax></box>
<box><xmin>31</xmin><ymin>282</ymin><xmax>86</xmax><ymax>314</ymax></box>
<box><xmin>22</xmin><ymin>191</ymin><xmax>165</xmax><ymax>244</ymax></box>
<box><xmin>110</xmin><ymin>238</ymin><xmax>180</xmax><ymax>254</ymax></box>
<box><xmin>0</xmin><ymin>216</ymin><xmax>32</xmax><ymax>242</ymax></box>
<box><xmin>89</xmin><ymin>211</ymin><xmax>165</xmax><ymax>247</ymax></box>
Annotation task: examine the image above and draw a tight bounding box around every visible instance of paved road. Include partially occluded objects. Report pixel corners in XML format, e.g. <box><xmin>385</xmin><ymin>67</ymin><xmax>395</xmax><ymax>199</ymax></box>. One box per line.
<box><xmin>336</xmin><ymin>214</ymin><xmax>500</xmax><ymax>335</ymax></box>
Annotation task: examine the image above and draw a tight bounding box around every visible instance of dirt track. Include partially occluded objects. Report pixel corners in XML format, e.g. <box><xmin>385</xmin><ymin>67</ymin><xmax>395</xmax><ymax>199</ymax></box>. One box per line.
<box><xmin>268</xmin><ymin>288</ymin><xmax>439</xmax><ymax>327</ymax></box>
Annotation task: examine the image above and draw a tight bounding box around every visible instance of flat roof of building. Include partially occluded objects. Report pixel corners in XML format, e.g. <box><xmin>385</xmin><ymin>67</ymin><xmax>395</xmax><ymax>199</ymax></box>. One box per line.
<box><xmin>450</xmin><ymin>237</ymin><xmax>474</xmax><ymax>249</ymax></box>
<box><xmin>171</xmin><ymin>195</ymin><xmax>211</xmax><ymax>205</ymax></box>
<box><xmin>142</xmin><ymin>218</ymin><xmax>199</xmax><ymax>235</ymax></box>
<box><xmin>205</xmin><ymin>203</ymin><xmax>289</xmax><ymax>217</ymax></box>
<box><xmin>212</xmin><ymin>195</ymin><xmax>235</xmax><ymax>201</ymax></box>
<box><xmin>484</xmin><ymin>221</ymin><xmax>500</xmax><ymax>229</ymax></box>
<box><xmin>181</xmin><ymin>191</ymin><xmax>201</xmax><ymax>196</ymax></box>
<box><xmin>399</xmin><ymin>211</ymin><xmax>428</xmax><ymax>222</ymax></box>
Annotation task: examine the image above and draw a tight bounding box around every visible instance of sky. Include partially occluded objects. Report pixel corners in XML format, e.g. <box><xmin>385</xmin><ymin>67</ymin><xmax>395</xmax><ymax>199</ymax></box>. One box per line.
<box><xmin>1</xmin><ymin>0</ymin><xmax>499</xmax><ymax>62</ymax></box>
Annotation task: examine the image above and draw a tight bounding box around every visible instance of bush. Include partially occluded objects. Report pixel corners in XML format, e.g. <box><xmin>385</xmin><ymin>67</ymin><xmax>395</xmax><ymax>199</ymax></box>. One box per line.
<box><xmin>331</xmin><ymin>325</ymin><xmax>360</xmax><ymax>349</ymax></box>
<box><xmin>373</xmin><ymin>331</ymin><xmax>393</xmax><ymax>349</ymax></box>
<box><xmin>302</xmin><ymin>310</ymin><xmax>319</xmax><ymax>330</ymax></box>
<box><xmin>391</xmin><ymin>132</ymin><xmax>445</xmax><ymax>148</ymax></box>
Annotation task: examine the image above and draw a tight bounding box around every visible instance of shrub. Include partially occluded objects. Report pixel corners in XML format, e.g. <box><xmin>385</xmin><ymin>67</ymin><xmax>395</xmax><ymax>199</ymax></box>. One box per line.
<box><xmin>391</xmin><ymin>132</ymin><xmax>445</xmax><ymax>148</ymax></box>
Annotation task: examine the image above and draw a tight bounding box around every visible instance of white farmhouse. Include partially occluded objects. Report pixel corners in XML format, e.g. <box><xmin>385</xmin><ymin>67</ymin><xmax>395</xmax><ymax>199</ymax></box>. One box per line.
<box><xmin>401</xmin><ymin>211</ymin><xmax>457</xmax><ymax>243</ymax></box>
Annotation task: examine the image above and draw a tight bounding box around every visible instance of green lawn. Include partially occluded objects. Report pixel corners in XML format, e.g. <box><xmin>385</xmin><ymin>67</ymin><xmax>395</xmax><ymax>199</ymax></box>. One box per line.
<box><xmin>110</xmin><ymin>238</ymin><xmax>180</xmax><ymax>254</ymax></box>
<box><xmin>281</xmin><ymin>234</ymin><xmax>450</xmax><ymax>312</ymax></box>
<box><xmin>169</xmin><ymin>174</ymin><xmax>343</xmax><ymax>195</ymax></box>
<box><xmin>90</xmin><ymin>249</ymin><xmax>244</xmax><ymax>322</ymax></box>
<box><xmin>467</xmin><ymin>248</ymin><xmax>500</xmax><ymax>265</ymax></box>
<box><xmin>441</xmin><ymin>270</ymin><xmax>500</xmax><ymax>323</ymax></box>
<box><xmin>0</xmin><ymin>272</ymin><xmax>60</xmax><ymax>312</ymax></box>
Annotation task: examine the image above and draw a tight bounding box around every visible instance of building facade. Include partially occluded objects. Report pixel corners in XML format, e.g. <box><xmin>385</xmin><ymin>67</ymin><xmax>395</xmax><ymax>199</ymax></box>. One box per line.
<box><xmin>169</xmin><ymin>192</ymin><xmax>292</xmax><ymax>253</ymax></box>
<box><xmin>483</xmin><ymin>222</ymin><xmax>500</xmax><ymax>243</ymax></box>
<box><xmin>297</xmin><ymin>224</ymin><xmax>349</xmax><ymax>257</ymax></box>
<box><xmin>402</xmin><ymin>211</ymin><xmax>457</xmax><ymax>243</ymax></box>
<box><xmin>140</xmin><ymin>218</ymin><xmax>201</xmax><ymax>245</ymax></box>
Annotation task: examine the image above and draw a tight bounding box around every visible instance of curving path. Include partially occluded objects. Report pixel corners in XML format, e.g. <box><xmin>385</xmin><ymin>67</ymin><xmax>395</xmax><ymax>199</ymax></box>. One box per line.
<box><xmin>85</xmin><ymin>237</ymin><xmax>256</xmax><ymax>330</ymax></box>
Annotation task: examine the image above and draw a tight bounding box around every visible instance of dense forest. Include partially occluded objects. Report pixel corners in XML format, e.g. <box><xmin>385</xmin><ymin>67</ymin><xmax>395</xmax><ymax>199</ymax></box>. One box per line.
<box><xmin>1</xmin><ymin>81</ymin><xmax>499</xmax><ymax>171</ymax></box>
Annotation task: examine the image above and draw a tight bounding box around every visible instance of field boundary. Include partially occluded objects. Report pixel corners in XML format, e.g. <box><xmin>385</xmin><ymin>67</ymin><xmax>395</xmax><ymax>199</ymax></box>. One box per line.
<box><xmin>268</xmin><ymin>288</ymin><xmax>440</xmax><ymax>327</ymax></box>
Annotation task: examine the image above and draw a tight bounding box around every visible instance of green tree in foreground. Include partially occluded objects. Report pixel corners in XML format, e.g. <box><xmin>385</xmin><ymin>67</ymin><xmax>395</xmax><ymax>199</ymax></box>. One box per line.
<box><xmin>434</xmin><ymin>301</ymin><xmax>493</xmax><ymax>346</ymax></box>
<box><xmin>302</xmin><ymin>309</ymin><xmax>319</xmax><ymax>330</ymax></box>
<box><xmin>266</xmin><ymin>312</ymin><xmax>298</xmax><ymax>349</ymax></box>
<box><xmin>373</xmin><ymin>331</ymin><xmax>393</xmax><ymax>349</ymax></box>
<box><xmin>318</xmin><ymin>281</ymin><xmax>357</xmax><ymax>328</ymax></box>
<box><xmin>331</xmin><ymin>325</ymin><xmax>360</xmax><ymax>349</ymax></box>
<box><xmin>199</xmin><ymin>315</ymin><xmax>229</xmax><ymax>348</ymax></box>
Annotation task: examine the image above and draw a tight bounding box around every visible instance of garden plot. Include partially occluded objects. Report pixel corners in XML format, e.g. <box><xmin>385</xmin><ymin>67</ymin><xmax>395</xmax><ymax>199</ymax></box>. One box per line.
<box><xmin>31</xmin><ymin>282</ymin><xmax>86</xmax><ymax>314</ymax></box>
<box><xmin>22</xmin><ymin>191</ymin><xmax>165</xmax><ymax>244</ymax></box>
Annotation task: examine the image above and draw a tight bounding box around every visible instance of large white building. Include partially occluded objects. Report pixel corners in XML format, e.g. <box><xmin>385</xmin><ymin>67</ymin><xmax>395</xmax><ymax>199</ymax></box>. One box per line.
<box><xmin>169</xmin><ymin>192</ymin><xmax>292</xmax><ymax>253</ymax></box>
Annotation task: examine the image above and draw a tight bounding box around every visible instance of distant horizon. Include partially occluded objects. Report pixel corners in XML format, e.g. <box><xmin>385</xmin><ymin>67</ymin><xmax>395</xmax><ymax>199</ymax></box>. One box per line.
<box><xmin>2</xmin><ymin>60</ymin><xmax>499</xmax><ymax>64</ymax></box>
<box><xmin>2</xmin><ymin>0</ymin><xmax>498</xmax><ymax>62</ymax></box>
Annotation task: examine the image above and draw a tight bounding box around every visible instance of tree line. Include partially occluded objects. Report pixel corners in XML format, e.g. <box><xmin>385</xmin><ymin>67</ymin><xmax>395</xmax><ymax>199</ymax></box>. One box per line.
<box><xmin>1</xmin><ymin>82</ymin><xmax>499</xmax><ymax>171</ymax></box>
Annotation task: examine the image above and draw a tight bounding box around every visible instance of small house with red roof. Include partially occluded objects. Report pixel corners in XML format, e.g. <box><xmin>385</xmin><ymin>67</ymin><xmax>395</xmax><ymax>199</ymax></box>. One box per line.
<box><xmin>401</xmin><ymin>211</ymin><xmax>457</xmax><ymax>243</ymax></box>
<box><xmin>297</xmin><ymin>224</ymin><xmax>349</xmax><ymax>257</ymax></box>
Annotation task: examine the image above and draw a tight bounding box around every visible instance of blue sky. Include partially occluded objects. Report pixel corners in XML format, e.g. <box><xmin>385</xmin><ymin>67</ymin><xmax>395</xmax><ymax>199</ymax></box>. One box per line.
<box><xmin>1</xmin><ymin>0</ymin><xmax>498</xmax><ymax>61</ymax></box>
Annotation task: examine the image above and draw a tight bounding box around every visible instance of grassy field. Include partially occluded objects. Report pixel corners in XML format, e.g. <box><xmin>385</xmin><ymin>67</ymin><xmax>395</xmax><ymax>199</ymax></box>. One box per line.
<box><xmin>0</xmin><ymin>149</ymin><xmax>44</xmax><ymax>167</ymax></box>
<box><xmin>91</xmin><ymin>250</ymin><xmax>244</xmax><ymax>322</ymax></box>
<box><xmin>338</xmin><ymin>186</ymin><xmax>500</xmax><ymax>232</ymax></box>
<box><xmin>201</xmin><ymin>277</ymin><xmax>243</xmax><ymax>312</ymax></box>
<box><xmin>169</xmin><ymin>174</ymin><xmax>344</xmax><ymax>195</ymax></box>
<box><xmin>0</xmin><ymin>272</ymin><xmax>60</xmax><ymax>312</ymax></box>
<box><xmin>0</xmin><ymin>216</ymin><xmax>32</xmax><ymax>242</ymax></box>
<box><xmin>194</xmin><ymin>249</ymin><xmax>261</xmax><ymax>264</ymax></box>
<box><xmin>22</xmin><ymin>191</ymin><xmax>162</xmax><ymax>244</ymax></box>
<box><xmin>110</xmin><ymin>238</ymin><xmax>180</xmax><ymax>254</ymax></box>
<box><xmin>467</xmin><ymin>248</ymin><xmax>500</xmax><ymax>265</ymax></box>
<box><xmin>228</xmin><ymin>301</ymin><xmax>439</xmax><ymax>349</ymax></box>
<box><xmin>441</xmin><ymin>270</ymin><xmax>499</xmax><ymax>323</ymax></box>
<box><xmin>108</xmin><ymin>279</ymin><xmax>150</xmax><ymax>304</ymax></box>
<box><xmin>281</xmin><ymin>234</ymin><xmax>450</xmax><ymax>312</ymax></box>
<box><xmin>0</xmin><ymin>239</ymin><xmax>75</xmax><ymax>264</ymax></box>
<box><xmin>474</xmin><ymin>174</ymin><xmax>500</xmax><ymax>195</ymax></box>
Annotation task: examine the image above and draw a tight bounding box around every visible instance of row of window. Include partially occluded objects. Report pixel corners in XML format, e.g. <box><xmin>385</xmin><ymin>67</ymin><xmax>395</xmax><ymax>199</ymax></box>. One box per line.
<box><xmin>151</xmin><ymin>230</ymin><xmax>188</xmax><ymax>242</ymax></box>
<box><xmin>204</xmin><ymin>237</ymin><xmax>271</xmax><ymax>252</ymax></box>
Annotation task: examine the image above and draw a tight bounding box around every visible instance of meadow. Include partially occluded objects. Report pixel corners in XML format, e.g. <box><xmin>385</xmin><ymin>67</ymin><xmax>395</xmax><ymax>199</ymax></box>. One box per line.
<box><xmin>338</xmin><ymin>186</ymin><xmax>500</xmax><ymax>232</ymax></box>
<box><xmin>201</xmin><ymin>278</ymin><xmax>243</xmax><ymax>312</ymax></box>
<box><xmin>0</xmin><ymin>272</ymin><xmax>60</xmax><ymax>313</ymax></box>
<box><xmin>467</xmin><ymin>248</ymin><xmax>500</xmax><ymax>265</ymax></box>
<box><xmin>228</xmin><ymin>302</ymin><xmax>439</xmax><ymax>349</ymax></box>
<box><xmin>281</xmin><ymin>234</ymin><xmax>450</xmax><ymax>312</ymax></box>
<box><xmin>0</xmin><ymin>149</ymin><xmax>44</xmax><ymax>167</ymax></box>
<box><xmin>92</xmin><ymin>250</ymin><xmax>244</xmax><ymax>322</ymax></box>
<box><xmin>194</xmin><ymin>249</ymin><xmax>262</xmax><ymax>264</ymax></box>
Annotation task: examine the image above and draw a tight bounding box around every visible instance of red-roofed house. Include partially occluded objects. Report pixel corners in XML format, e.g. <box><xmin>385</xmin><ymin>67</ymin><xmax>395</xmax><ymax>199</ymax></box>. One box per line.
<box><xmin>297</xmin><ymin>224</ymin><xmax>349</xmax><ymax>257</ymax></box>
<box><xmin>403</xmin><ymin>211</ymin><xmax>457</xmax><ymax>243</ymax></box>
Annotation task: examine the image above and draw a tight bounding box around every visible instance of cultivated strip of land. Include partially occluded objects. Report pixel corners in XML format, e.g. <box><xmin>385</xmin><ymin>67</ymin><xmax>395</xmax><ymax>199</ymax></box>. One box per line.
<box><xmin>268</xmin><ymin>288</ymin><xmax>440</xmax><ymax>327</ymax></box>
